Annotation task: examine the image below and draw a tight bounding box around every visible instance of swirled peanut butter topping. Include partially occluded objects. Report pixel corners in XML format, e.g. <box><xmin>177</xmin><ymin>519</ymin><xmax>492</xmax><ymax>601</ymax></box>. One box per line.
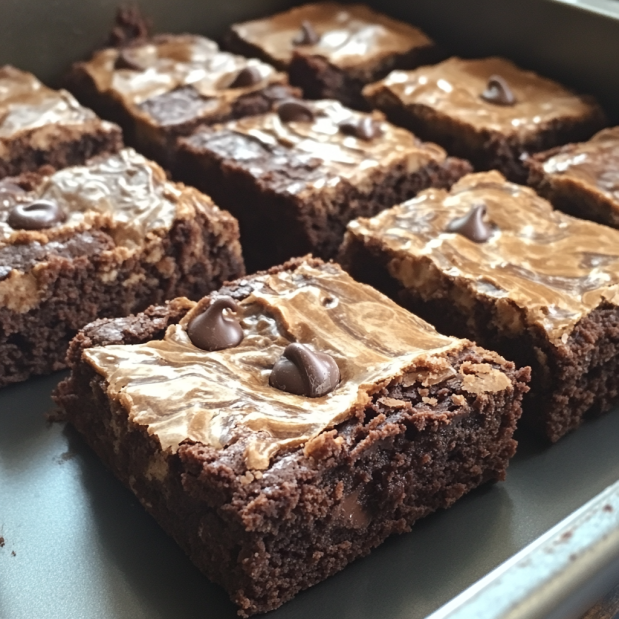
<box><xmin>200</xmin><ymin>99</ymin><xmax>446</xmax><ymax>192</ymax></box>
<box><xmin>230</xmin><ymin>3</ymin><xmax>433</xmax><ymax>69</ymax></box>
<box><xmin>0</xmin><ymin>148</ymin><xmax>179</xmax><ymax>247</ymax></box>
<box><xmin>81</xmin><ymin>34</ymin><xmax>284</xmax><ymax>108</ymax></box>
<box><xmin>82</xmin><ymin>262</ymin><xmax>464</xmax><ymax>469</ymax></box>
<box><xmin>539</xmin><ymin>127</ymin><xmax>619</xmax><ymax>202</ymax></box>
<box><xmin>0</xmin><ymin>65</ymin><xmax>106</xmax><ymax>138</ymax></box>
<box><xmin>366</xmin><ymin>57</ymin><xmax>599</xmax><ymax>136</ymax></box>
<box><xmin>347</xmin><ymin>171</ymin><xmax>619</xmax><ymax>344</ymax></box>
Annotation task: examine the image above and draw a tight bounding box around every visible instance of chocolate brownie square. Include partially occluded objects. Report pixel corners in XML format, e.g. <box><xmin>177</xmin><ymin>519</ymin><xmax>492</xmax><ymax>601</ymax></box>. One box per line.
<box><xmin>0</xmin><ymin>65</ymin><xmax>122</xmax><ymax>178</ymax></box>
<box><xmin>225</xmin><ymin>3</ymin><xmax>440</xmax><ymax>110</ymax></box>
<box><xmin>175</xmin><ymin>98</ymin><xmax>471</xmax><ymax>271</ymax></box>
<box><xmin>364</xmin><ymin>57</ymin><xmax>607</xmax><ymax>182</ymax></box>
<box><xmin>527</xmin><ymin>126</ymin><xmax>619</xmax><ymax>227</ymax></box>
<box><xmin>0</xmin><ymin>148</ymin><xmax>244</xmax><ymax>387</ymax></box>
<box><xmin>63</xmin><ymin>34</ymin><xmax>300</xmax><ymax>168</ymax></box>
<box><xmin>340</xmin><ymin>170</ymin><xmax>619</xmax><ymax>441</ymax></box>
<box><xmin>54</xmin><ymin>257</ymin><xmax>529</xmax><ymax>616</ymax></box>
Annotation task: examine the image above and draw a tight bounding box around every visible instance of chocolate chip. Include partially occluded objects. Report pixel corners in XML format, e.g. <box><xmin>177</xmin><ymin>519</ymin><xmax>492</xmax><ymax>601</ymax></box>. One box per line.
<box><xmin>114</xmin><ymin>48</ymin><xmax>145</xmax><ymax>71</ymax></box>
<box><xmin>7</xmin><ymin>200</ymin><xmax>67</xmax><ymax>231</ymax></box>
<box><xmin>339</xmin><ymin>117</ymin><xmax>382</xmax><ymax>141</ymax></box>
<box><xmin>187</xmin><ymin>297</ymin><xmax>244</xmax><ymax>352</ymax></box>
<box><xmin>481</xmin><ymin>75</ymin><xmax>516</xmax><ymax>106</ymax></box>
<box><xmin>292</xmin><ymin>20</ymin><xmax>320</xmax><ymax>46</ymax></box>
<box><xmin>445</xmin><ymin>204</ymin><xmax>492</xmax><ymax>243</ymax></box>
<box><xmin>228</xmin><ymin>66</ymin><xmax>263</xmax><ymax>88</ymax></box>
<box><xmin>269</xmin><ymin>343</ymin><xmax>340</xmax><ymax>398</ymax></box>
<box><xmin>276</xmin><ymin>99</ymin><xmax>315</xmax><ymax>123</ymax></box>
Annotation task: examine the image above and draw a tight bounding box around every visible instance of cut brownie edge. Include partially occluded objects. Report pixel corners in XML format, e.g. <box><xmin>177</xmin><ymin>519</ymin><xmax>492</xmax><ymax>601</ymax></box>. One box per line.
<box><xmin>339</xmin><ymin>234</ymin><xmax>619</xmax><ymax>441</ymax></box>
<box><xmin>54</xmin><ymin>258</ymin><xmax>529</xmax><ymax>616</ymax></box>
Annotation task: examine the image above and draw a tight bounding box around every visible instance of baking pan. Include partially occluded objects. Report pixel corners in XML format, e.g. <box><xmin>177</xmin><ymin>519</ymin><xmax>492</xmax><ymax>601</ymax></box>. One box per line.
<box><xmin>2</xmin><ymin>1</ymin><xmax>619</xmax><ymax>618</ymax></box>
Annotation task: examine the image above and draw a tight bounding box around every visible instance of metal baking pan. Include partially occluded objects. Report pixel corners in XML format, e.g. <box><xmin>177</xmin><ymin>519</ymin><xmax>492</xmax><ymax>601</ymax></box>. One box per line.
<box><xmin>2</xmin><ymin>1</ymin><xmax>619</xmax><ymax>618</ymax></box>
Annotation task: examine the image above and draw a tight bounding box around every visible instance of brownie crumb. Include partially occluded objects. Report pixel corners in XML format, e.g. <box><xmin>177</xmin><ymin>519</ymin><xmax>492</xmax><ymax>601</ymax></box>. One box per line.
<box><xmin>11</xmin><ymin>551</ymin><xmax>15</xmax><ymax>557</ymax></box>
<box><xmin>108</xmin><ymin>6</ymin><xmax>150</xmax><ymax>48</ymax></box>
<box><xmin>0</xmin><ymin>536</ymin><xmax>5</xmax><ymax>547</ymax></box>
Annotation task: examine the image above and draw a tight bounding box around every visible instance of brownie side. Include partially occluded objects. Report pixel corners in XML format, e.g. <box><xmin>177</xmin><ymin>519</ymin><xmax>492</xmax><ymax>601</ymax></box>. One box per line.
<box><xmin>54</xmin><ymin>266</ymin><xmax>528</xmax><ymax>616</ymax></box>
<box><xmin>339</xmin><ymin>234</ymin><xmax>619</xmax><ymax>441</ymax></box>
<box><xmin>365</xmin><ymin>88</ymin><xmax>608</xmax><ymax>183</ymax></box>
<box><xmin>175</xmin><ymin>132</ymin><xmax>471</xmax><ymax>272</ymax></box>
<box><xmin>288</xmin><ymin>44</ymin><xmax>442</xmax><ymax>110</ymax></box>
<box><xmin>0</xmin><ymin>204</ymin><xmax>244</xmax><ymax>387</ymax></box>
<box><xmin>0</xmin><ymin>120</ymin><xmax>123</xmax><ymax>179</ymax></box>
<box><xmin>527</xmin><ymin>151</ymin><xmax>619</xmax><ymax>227</ymax></box>
<box><xmin>63</xmin><ymin>64</ymin><xmax>300</xmax><ymax>168</ymax></box>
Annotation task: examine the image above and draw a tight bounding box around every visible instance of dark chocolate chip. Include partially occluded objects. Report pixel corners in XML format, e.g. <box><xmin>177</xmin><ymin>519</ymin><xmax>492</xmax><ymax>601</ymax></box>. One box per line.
<box><xmin>276</xmin><ymin>99</ymin><xmax>315</xmax><ymax>123</ymax></box>
<box><xmin>187</xmin><ymin>297</ymin><xmax>244</xmax><ymax>352</ymax></box>
<box><xmin>114</xmin><ymin>48</ymin><xmax>145</xmax><ymax>71</ymax></box>
<box><xmin>269</xmin><ymin>342</ymin><xmax>340</xmax><ymax>398</ymax></box>
<box><xmin>7</xmin><ymin>200</ymin><xmax>67</xmax><ymax>231</ymax></box>
<box><xmin>481</xmin><ymin>75</ymin><xmax>516</xmax><ymax>106</ymax></box>
<box><xmin>228</xmin><ymin>66</ymin><xmax>263</xmax><ymax>88</ymax></box>
<box><xmin>445</xmin><ymin>204</ymin><xmax>492</xmax><ymax>243</ymax></box>
<box><xmin>339</xmin><ymin>116</ymin><xmax>382</xmax><ymax>141</ymax></box>
<box><xmin>292</xmin><ymin>20</ymin><xmax>320</xmax><ymax>46</ymax></box>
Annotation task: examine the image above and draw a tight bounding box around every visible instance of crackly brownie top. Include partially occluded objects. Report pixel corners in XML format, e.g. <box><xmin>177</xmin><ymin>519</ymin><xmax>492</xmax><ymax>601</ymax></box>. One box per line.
<box><xmin>230</xmin><ymin>3</ymin><xmax>432</xmax><ymax>70</ymax></box>
<box><xmin>182</xmin><ymin>99</ymin><xmax>446</xmax><ymax>194</ymax></box>
<box><xmin>0</xmin><ymin>148</ymin><xmax>198</xmax><ymax>251</ymax></box>
<box><xmin>0</xmin><ymin>65</ymin><xmax>112</xmax><ymax>139</ymax></box>
<box><xmin>536</xmin><ymin>127</ymin><xmax>619</xmax><ymax>202</ymax></box>
<box><xmin>80</xmin><ymin>261</ymin><xmax>506</xmax><ymax>470</ymax></box>
<box><xmin>79</xmin><ymin>34</ymin><xmax>289</xmax><ymax>124</ymax></box>
<box><xmin>365</xmin><ymin>57</ymin><xmax>601</xmax><ymax>137</ymax></box>
<box><xmin>347</xmin><ymin>171</ymin><xmax>619</xmax><ymax>344</ymax></box>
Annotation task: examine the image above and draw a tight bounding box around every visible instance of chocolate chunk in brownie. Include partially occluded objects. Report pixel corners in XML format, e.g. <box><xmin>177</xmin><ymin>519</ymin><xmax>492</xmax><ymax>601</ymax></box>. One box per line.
<box><xmin>0</xmin><ymin>65</ymin><xmax>122</xmax><ymax>178</ymax></box>
<box><xmin>340</xmin><ymin>170</ymin><xmax>619</xmax><ymax>441</ymax></box>
<box><xmin>225</xmin><ymin>3</ymin><xmax>441</xmax><ymax>110</ymax></box>
<box><xmin>364</xmin><ymin>57</ymin><xmax>608</xmax><ymax>182</ymax></box>
<box><xmin>527</xmin><ymin>126</ymin><xmax>619</xmax><ymax>227</ymax></box>
<box><xmin>0</xmin><ymin>148</ymin><xmax>244</xmax><ymax>387</ymax></box>
<box><xmin>174</xmin><ymin>98</ymin><xmax>471</xmax><ymax>272</ymax></box>
<box><xmin>63</xmin><ymin>34</ymin><xmax>301</xmax><ymax>168</ymax></box>
<box><xmin>54</xmin><ymin>257</ymin><xmax>529</xmax><ymax>616</ymax></box>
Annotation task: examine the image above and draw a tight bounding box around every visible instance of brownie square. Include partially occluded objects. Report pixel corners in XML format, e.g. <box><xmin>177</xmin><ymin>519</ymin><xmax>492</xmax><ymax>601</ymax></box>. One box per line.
<box><xmin>364</xmin><ymin>57</ymin><xmax>608</xmax><ymax>182</ymax></box>
<box><xmin>54</xmin><ymin>257</ymin><xmax>529</xmax><ymax>616</ymax></box>
<box><xmin>339</xmin><ymin>170</ymin><xmax>619</xmax><ymax>441</ymax></box>
<box><xmin>0</xmin><ymin>65</ymin><xmax>122</xmax><ymax>178</ymax></box>
<box><xmin>527</xmin><ymin>126</ymin><xmax>619</xmax><ymax>227</ymax></box>
<box><xmin>175</xmin><ymin>98</ymin><xmax>471</xmax><ymax>272</ymax></box>
<box><xmin>224</xmin><ymin>2</ymin><xmax>441</xmax><ymax>110</ymax></box>
<box><xmin>63</xmin><ymin>34</ymin><xmax>300</xmax><ymax>168</ymax></box>
<box><xmin>0</xmin><ymin>148</ymin><xmax>244</xmax><ymax>387</ymax></box>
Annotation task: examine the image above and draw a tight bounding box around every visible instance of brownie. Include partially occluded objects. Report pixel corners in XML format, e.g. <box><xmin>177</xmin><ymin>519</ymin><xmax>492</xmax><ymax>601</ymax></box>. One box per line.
<box><xmin>63</xmin><ymin>34</ymin><xmax>300</xmax><ymax>168</ymax></box>
<box><xmin>364</xmin><ymin>57</ymin><xmax>608</xmax><ymax>182</ymax></box>
<box><xmin>527</xmin><ymin>126</ymin><xmax>619</xmax><ymax>227</ymax></box>
<box><xmin>225</xmin><ymin>3</ymin><xmax>441</xmax><ymax>110</ymax></box>
<box><xmin>54</xmin><ymin>257</ymin><xmax>529</xmax><ymax>616</ymax></box>
<box><xmin>175</xmin><ymin>98</ymin><xmax>471</xmax><ymax>272</ymax></box>
<box><xmin>0</xmin><ymin>148</ymin><xmax>244</xmax><ymax>387</ymax></box>
<box><xmin>339</xmin><ymin>170</ymin><xmax>619</xmax><ymax>441</ymax></box>
<box><xmin>0</xmin><ymin>65</ymin><xmax>122</xmax><ymax>178</ymax></box>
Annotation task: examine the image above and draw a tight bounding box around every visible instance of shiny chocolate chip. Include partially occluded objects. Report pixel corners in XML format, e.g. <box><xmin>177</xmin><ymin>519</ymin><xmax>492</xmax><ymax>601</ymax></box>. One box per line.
<box><xmin>481</xmin><ymin>75</ymin><xmax>516</xmax><ymax>106</ymax></box>
<box><xmin>7</xmin><ymin>200</ymin><xmax>67</xmax><ymax>231</ymax></box>
<box><xmin>276</xmin><ymin>99</ymin><xmax>315</xmax><ymax>123</ymax></box>
<box><xmin>339</xmin><ymin>116</ymin><xmax>382</xmax><ymax>141</ymax></box>
<box><xmin>228</xmin><ymin>66</ymin><xmax>263</xmax><ymax>88</ymax></box>
<box><xmin>114</xmin><ymin>48</ymin><xmax>145</xmax><ymax>71</ymax></box>
<box><xmin>187</xmin><ymin>297</ymin><xmax>244</xmax><ymax>352</ymax></box>
<box><xmin>270</xmin><ymin>343</ymin><xmax>340</xmax><ymax>398</ymax></box>
<box><xmin>445</xmin><ymin>204</ymin><xmax>492</xmax><ymax>243</ymax></box>
<box><xmin>292</xmin><ymin>20</ymin><xmax>320</xmax><ymax>46</ymax></box>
